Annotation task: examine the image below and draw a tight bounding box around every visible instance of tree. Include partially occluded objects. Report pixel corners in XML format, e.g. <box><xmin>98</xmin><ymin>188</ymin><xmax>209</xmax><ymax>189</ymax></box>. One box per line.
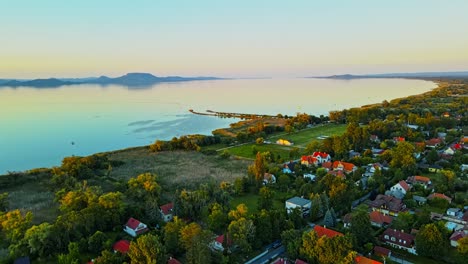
<box><xmin>127</xmin><ymin>173</ymin><xmax>161</xmax><ymax>201</ymax></box>
<box><xmin>390</xmin><ymin>141</ymin><xmax>416</xmax><ymax>172</ymax></box>
<box><xmin>163</xmin><ymin>216</ymin><xmax>186</xmax><ymax>255</ymax></box>
<box><xmin>281</xmin><ymin>229</ymin><xmax>302</xmax><ymax>260</ymax></box>
<box><xmin>228</xmin><ymin>204</ymin><xmax>248</xmax><ymax>220</ymax></box>
<box><xmin>457</xmin><ymin>236</ymin><xmax>468</xmax><ymax>257</ymax></box>
<box><xmin>323</xmin><ymin>209</ymin><xmax>335</xmax><ymax>227</ymax></box>
<box><xmin>349</xmin><ymin>205</ymin><xmax>374</xmax><ymax>250</ymax></box>
<box><xmin>208</xmin><ymin>203</ymin><xmax>227</xmax><ymax>233</ymax></box>
<box><xmin>228</xmin><ymin>217</ymin><xmax>255</xmax><ymax>253</ymax></box>
<box><xmin>248</xmin><ymin>152</ymin><xmax>266</xmax><ymax>185</ymax></box>
<box><xmin>185</xmin><ymin>230</ymin><xmax>213</xmax><ymax>264</ymax></box>
<box><xmin>254</xmin><ymin>210</ymin><xmax>272</xmax><ymax>245</ymax></box>
<box><xmin>256</xmin><ymin>137</ymin><xmax>264</xmax><ymax>145</ymax></box>
<box><xmin>180</xmin><ymin>223</ymin><xmax>202</xmax><ymax>251</ymax></box>
<box><xmin>415</xmin><ymin>222</ymin><xmax>448</xmax><ymax>259</ymax></box>
<box><xmin>309</xmin><ymin>193</ymin><xmax>323</xmax><ymax>221</ymax></box>
<box><xmin>426</xmin><ymin>149</ymin><xmax>439</xmax><ymax>164</ymax></box>
<box><xmin>277</xmin><ymin>175</ymin><xmax>290</xmax><ymax>192</ymax></box>
<box><xmin>94</xmin><ymin>249</ymin><xmax>125</xmax><ymax>264</ymax></box>
<box><xmin>21</xmin><ymin>222</ymin><xmax>55</xmax><ymax>258</ymax></box>
<box><xmin>88</xmin><ymin>231</ymin><xmax>107</xmax><ymax>254</ymax></box>
<box><xmin>128</xmin><ymin>233</ymin><xmax>166</xmax><ymax>264</ymax></box>
<box><xmin>57</xmin><ymin>242</ymin><xmax>80</xmax><ymax>264</ymax></box>
<box><xmin>0</xmin><ymin>209</ymin><xmax>33</xmax><ymax>243</ymax></box>
<box><xmin>0</xmin><ymin>192</ymin><xmax>8</xmax><ymax>212</ymax></box>
<box><xmin>300</xmin><ymin>231</ymin><xmax>318</xmax><ymax>262</ymax></box>
<box><xmin>391</xmin><ymin>212</ymin><xmax>414</xmax><ymax>233</ymax></box>
<box><xmin>258</xmin><ymin>186</ymin><xmax>274</xmax><ymax>211</ymax></box>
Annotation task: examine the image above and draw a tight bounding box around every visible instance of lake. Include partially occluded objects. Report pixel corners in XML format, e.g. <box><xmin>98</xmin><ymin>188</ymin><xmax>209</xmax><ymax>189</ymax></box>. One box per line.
<box><xmin>0</xmin><ymin>78</ymin><xmax>435</xmax><ymax>174</ymax></box>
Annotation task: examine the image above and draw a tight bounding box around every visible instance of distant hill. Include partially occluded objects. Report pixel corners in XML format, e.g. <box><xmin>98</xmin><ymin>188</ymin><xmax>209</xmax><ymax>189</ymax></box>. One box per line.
<box><xmin>312</xmin><ymin>71</ymin><xmax>468</xmax><ymax>80</ymax></box>
<box><xmin>0</xmin><ymin>73</ymin><xmax>224</xmax><ymax>88</ymax></box>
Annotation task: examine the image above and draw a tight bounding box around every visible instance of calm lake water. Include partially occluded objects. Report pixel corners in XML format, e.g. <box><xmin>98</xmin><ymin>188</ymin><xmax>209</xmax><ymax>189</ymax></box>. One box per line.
<box><xmin>0</xmin><ymin>78</ymin><xmax>435</xmax><ymax>174</ymax></box>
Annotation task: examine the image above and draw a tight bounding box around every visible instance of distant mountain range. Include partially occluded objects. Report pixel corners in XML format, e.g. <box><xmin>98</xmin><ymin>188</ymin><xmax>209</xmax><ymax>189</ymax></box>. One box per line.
<box><xmin>312</xmin><ymin>71</ymin><xmax>468</xmax><ymax>80</ymax></box>
<box><xmin>0</xmin><ymin>73</ymin><xmax>224</xmax><ymax>88</ymax></box>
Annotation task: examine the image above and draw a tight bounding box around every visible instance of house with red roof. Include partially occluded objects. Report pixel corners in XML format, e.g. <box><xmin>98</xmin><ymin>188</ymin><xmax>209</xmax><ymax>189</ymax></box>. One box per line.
<box><xmin>167</xmin><ymin>257</ymin><xmax>182</xmax><ymax>264</ymax></box>
<box><xmin>301</xmin><ymin>155</ymin><xmax>318</xmax><ymax>166</ymax></box>
<box><xmin>355</xmin><ymin>256</ymin><xmax>382</xmax><ymax>264</ymax></box>
<box><xmin>322</xmin><ymin>161</ymin><xmax>332</xmax><ymax>170</ymax></box>
<box><xmin>406</xmin><ymin>176</ymin><xmax>431</xmax><ymax>189</ymax></box>
<box><xmin>388</xmin><ymin>180</ymin><xmax>410</xmax><ymax>199</ymax></box>
<box><xmin>295</xmin><ymin>259</ymin><xmax>308</xmax><ymax>264</ymax></box>
<box><xmin>381</xmin><ymin>228</ymin><xmax>416</xmax><ymax>254</ymax></box>
<box><xmin>113</xmin><ymin>239</ymin><xmax>130</xmax><ymax>254</ymax></box>
<box><xmin>369</xmin><ymin>211</ymin><xmax>393</xmax><ymax>228</ymax></box>
<box><xmin>124</xmin><ymin>217</ymin><xmax>149</xmax><ymax>237</ymax></box>
<box><xmin>312</xmin><ymin>152</ymin><xmax>331</xmax><ymax>163</ymax></box>
<box><xmin>427</xmin><ymin>193</ymin><xmax>452</xmax><ymax>204</ymax></box>
<box><xmin>450</xmin><ymin>231</ymin><xmax>467</xmax><ymax>247</ymax></box>
<box><xmin>332</xmin><ymin>161</ymin><xmax>357</xmax><ymax>174</ymax></box>
<box><xmin>393</xmin><ymin>137</ymin><xmax>405</xmax><ymax>143</ymax></box>
<box><xmin>373</xmin><ymin>246</ymin><xmax>391</xmax><ymax>258</ymax></box>
<box><xmin>426</xmin><ymin>138</ymin><xmax>442</xmax><ymax>148</ymax></box>
<box><xmin>211</xmin><ymin>234</ymin><xmax>233</xmax><ymax>252</ymax></box>
<box><xmin>313</xmin><ymin>225</ymin><xmax>343</xmax><ymax>238</ymax></box>
<box><xmin>160</xmin><ymin>203</ymin><xmax>174</xmax><ymax>222</ymax></box>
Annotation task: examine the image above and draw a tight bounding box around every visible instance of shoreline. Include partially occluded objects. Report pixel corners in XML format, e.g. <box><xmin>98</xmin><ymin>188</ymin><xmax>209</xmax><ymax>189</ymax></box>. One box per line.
<box><xmin>0</xmin><ymin>78</ymin><xmax>440</xmax><ymax>175</ymax></box>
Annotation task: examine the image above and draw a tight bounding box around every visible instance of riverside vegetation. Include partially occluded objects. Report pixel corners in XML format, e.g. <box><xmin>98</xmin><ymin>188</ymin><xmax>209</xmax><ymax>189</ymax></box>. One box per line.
<box><xmin>0</xmin><ymin>80</ymin><xmax>467</xmax><ymax>264</ymax></box>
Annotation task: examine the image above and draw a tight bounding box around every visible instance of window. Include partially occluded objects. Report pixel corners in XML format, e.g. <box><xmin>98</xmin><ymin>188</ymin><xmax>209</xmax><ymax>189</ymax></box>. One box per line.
<box><xmin>403</xmin><ymin>241</ymin><xmax>406</xmax><ymax>244</ymax></box>
<box><xmin>384</xmin><ymin>235</ymin><xmax>389</xmax><ymax>239</ymax></box>
<box><xmin>391</xmin><ymin>237</ymin><xmax>396</xmax><ymax>242</ymax></box>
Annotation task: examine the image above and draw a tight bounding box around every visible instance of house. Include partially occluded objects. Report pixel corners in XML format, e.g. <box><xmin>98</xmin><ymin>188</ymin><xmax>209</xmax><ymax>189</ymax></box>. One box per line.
<box><xmin>272</xmin><ymin>258</ymin><xmax>289</xmax><ymax>264</ymax></box>
<box><xmin>303</xmin><ymin>174</ymin><xmax>316</xmax><ymax>181</ymax></box>
<box><xmin>381</xmin><ymin>228</ymin><xmax>416</xmax><ymax>254</ymax></box>
<box><xmin>369</xmin><ymin>211</ymin><xmax>393</xmax><ymax>228</ymax></box>
<box><xmin>301</xmin><ymin>155</ymin><xmax>318</xmax><ymax>166</ymax></box>
<box><xmin>282</xmin><ymin>167</ymin><xmax>293</xmax><ymax>174</ymax></box>
<box><xmin>412</xmin><ymin>195</ymin><xmax>427</xmax><ymax>205</ymax></box>
<box><xmin>211</xmin><ymin>234</ymin><xmax>232</xmax><ymax>251</ymax></box>
<box><xmin>443</xmin><ymin>147</ymin><xmax>455</xmax><ymax>156</ymax></box>
<box><xmin>160</xmin><ymin>203</ymin><xmax>174</xmax><ymax>222</ymax></box>
<box><xmin>389</xmin><ymin>180</ymin><xmax>410</xmax><ymax>199</ymax></box>
<box><xmin>393</xmin><ymin>137</ymin><xmax>405</xmax><ymax>143</ymax></box>
<box><xmin>284</xmin><ymin>161</ymin><xmax>297</xmax><ymax>172</ymax></box>
<box><xmin>373</xmin><ymin>246</ymin><xmax>391</xmax><ymax>258</ymax></box>
<box><xmin>332</xmin><ymin>161</ymin><xmax>357</xmax><ymax>174</ymax></box>
<box><xmin>427</xmin><ymin>193</ymin><xmax>452</xmax><ymax>204</ymax></box>
<box><xmin>406</xmin><ymin>124</ymin><xmax>419</xmax><ymax>130</ymax></box>
<box><xmin>428</xmin><ymin>164</ymin><xmax>442</xmax><ymax>173</ymax></box>
<box><xmin>167</xmin><ymin>257</ymin><xmax>182</xmax><ymax>264</ymax></box>
<box><xmin>312</xmin><ymin>152</ymin><xmax>331</xmax><ymax>163</ymax></box>
<box><xmin>426</xmin><ymin>138</ymin><xmax>442</xmax><ymax>148</ymax></box>
<box><xmin>370</xmin><ymin>135</ymin><xmax>380</xmax><ymax>143</ymax></box>
<box><xmin>313</xmin><ymin>225</ymin><xmax>343</xmax><ymax>238</ymax></box>
<box><xmin>371</xmin><ymin>148</ymin><xmax>385</xmax><ymax>157</ymax></box>
<box><xmin>369</xmin><ymin>194</ymin><xmax>406</xmax><ymax>216</ymax></box>
<box><xmin>450</xmin><ymin>231</ymin><xmax>467</xmax><ymax>247</ymax></box>
<box><xmin>406</xmin><ymin>176</ymin><xmax>431</xmax><ymax>189</ymax></box>
<box><xmin>343</xmin><ymin>213</ymin><xmax>352</xmax><ymax>228</ymax></box>
<box><xmin>355</xmin><ymin>256</ymin><xmax>382</xmax><ymax>264</ymax></box>
<box><xmin>322</xmin><ymin>161</ymin><xmax>332</xmax><ymax>170</ymax></box>
<box><xmin>263</xmin><ymin>173</ymin><xmax>277</xmax><ymax>185</ymax></box>
<box><xmin>328</xmin><ymin>169</ymin><xmax>346</xmax><ymax>179</ymax></box>
<box><xmin>124</xmin><ymin>217</ymin><xmax>149</xmax><ymax>237</ymax></box>
<box><xmin>277</xmin><ymin>139</ymin><xmax>293</xmax><ymax>146</ymax></box>
<box><xmin>446</xmin><ymin>208</ymin><xmax>461</xmax><ymax>217</ymax></box>
<box><xmin>295</xmin><ymin>260</ymin><xmax>308</xmax><ymax>264</ymax></box>
<box><xmin>286</xmin><ymin>197</ymin><xmax>312</xmax><ymax>217</ymax></box>
<box><xmin>113</xmin><ymin>240</ymin><xmax>130</xmax><ymax>254</ymax></box>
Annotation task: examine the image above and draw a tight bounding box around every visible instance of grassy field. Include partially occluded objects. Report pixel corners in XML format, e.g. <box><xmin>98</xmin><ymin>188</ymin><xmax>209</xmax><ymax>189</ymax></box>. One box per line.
<box><xmin>107</xmin><ymin>148</ymin><xmax>251</xmax><ymax>199</ymax></box>
<box><xmin>269</xmin><ymin>124</ymin><xmax>347</xmax><ymax>147</ymax></box>
<box><xmin>224</xmin><ymin>124</ymin><xmax>347</xmax><ymax>159</ymax></box>
<box><xmin>230</xmin><ymin>191</ymin><xmax>288</xmax><ymax>214</ymax></box>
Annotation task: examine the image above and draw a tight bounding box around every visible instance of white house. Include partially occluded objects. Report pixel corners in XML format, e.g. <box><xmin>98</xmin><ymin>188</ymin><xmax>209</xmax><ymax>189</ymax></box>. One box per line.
<box><xmin>388</xmin><ymin>180</ymin><xmax>410</xmax><ymax>199</ymax></box>
<box><xmin>285</xmin><ymin>197</ymin><xmax>311</xmax><ymax>217</ymax></box>
<box><xmin>124</xmin><ymin>218</ymin><xmax>149</xmax><ymax>237</ymax></box>
<box><xmin>450</xmin><ymin>231</ymin><xmax>467</xmax><ymax>247</ymax></box>
<box><xmin>160</xmin><ymin>203</ymin><xmax>174</xmax><ymax>222</ymax></box>
<box><xmin>446</xmin><ymin>208</ymin><xmax>461</xmax><ymax>217</ymax></box>
<box><xmin>303</xmin><ymin>174</ymin><xmax>316</xmax><ymax>181</ymax></box>
<box><xmin>211</xmin><ymin>234</ymin><xmax>232</xmax><ymax>251</ymax></box>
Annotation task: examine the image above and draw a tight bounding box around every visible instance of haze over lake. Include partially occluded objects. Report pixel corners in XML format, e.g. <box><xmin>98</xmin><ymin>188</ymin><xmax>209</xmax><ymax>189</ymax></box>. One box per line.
<box><xmin>0</xmin><ymin>78</ymin><xmax>435</xmax><ymax>174</ymax></box>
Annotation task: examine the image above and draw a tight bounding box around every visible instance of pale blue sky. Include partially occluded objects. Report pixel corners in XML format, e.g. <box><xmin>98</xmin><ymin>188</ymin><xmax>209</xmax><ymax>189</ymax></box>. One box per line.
<box><xmin>1</xmin><ymin>0</ymin><xmax>468</xmax><ymax>78</ymax></box>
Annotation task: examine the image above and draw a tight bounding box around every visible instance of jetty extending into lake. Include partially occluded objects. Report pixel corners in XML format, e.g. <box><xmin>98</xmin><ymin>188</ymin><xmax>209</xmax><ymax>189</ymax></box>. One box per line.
<box><xmin>189</xmin><ymin>109</ymin><xmax>278</xmax><ymax>119</ymax></box>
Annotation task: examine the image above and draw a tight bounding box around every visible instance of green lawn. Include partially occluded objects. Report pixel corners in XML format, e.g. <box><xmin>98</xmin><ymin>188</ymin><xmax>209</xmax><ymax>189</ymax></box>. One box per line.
<box><xmin>226</xmin><ymin>143</ymin><xmax>294</xmax><ymax>160</ymax></box>
<box><xmin>268</xmin><ymin>124</ymin><xmax>347</xmax><ymax>147</ymax></box>
<box><xmin>224</xmin><ymin>124</ymin><xmax>347</xmax><ymax>159</ymax></box>
<box><xmin>230</xmin><ymin>192</ymin><xmax>285</xmax><ymax>214</ymax></box>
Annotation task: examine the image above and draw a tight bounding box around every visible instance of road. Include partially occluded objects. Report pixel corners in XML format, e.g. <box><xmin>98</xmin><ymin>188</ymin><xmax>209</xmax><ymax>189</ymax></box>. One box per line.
<box><xmin>245</xmin><ymin>246</ymin><xmax>285</xmax><ymax>264</ymax></box>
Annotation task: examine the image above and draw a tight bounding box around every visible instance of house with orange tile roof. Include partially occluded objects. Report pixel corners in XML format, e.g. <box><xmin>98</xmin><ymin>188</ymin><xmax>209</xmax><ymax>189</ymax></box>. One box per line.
<box><xmin>427</xmin><ymin>193</ymin><xmax>452</xmax><ymax>204</ymax></box>
<box><xmin>313</xmin><ymin>225</ymin><xmax>343</xmax><ymax>238</ymax></box>
<box><xmin>355</xmin><ymin>256</ymin><xmax>383</xmax><ymax>264</ymax></box>
<box><xmin>332</xmin><ymin>161</ymin><xmax>357</xmax><ymax>174</ymax></box>
<box><xmin>124</xmin><ymin>217</ymin><xmax>149</xmax><ymax>237</ymax></box>
<box><xmin>406</xmin><ymin>176</ymin><xmax>431</xmax><ymax>189</ymax></box>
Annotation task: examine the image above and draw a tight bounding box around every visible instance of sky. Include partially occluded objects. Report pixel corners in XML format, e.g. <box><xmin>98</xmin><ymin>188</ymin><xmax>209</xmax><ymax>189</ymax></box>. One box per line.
<box><xmin>1</xmin><ymin>0</ymin><xmax>468</xmax><ymax>78</ymax></box>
